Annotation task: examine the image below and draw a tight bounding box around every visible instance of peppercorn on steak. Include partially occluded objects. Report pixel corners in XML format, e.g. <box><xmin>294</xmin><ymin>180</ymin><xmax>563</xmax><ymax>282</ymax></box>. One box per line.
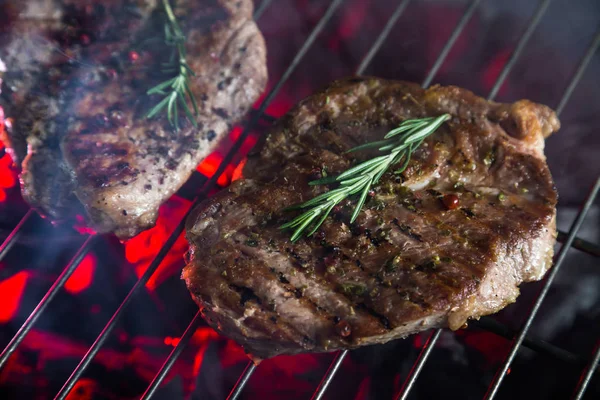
<box><xmin>0</xmin><ymin>0</ymin><xmax>267</xmax><ymax>239</ymax></box>
<box><xmin>183</xmin><ymin>77</ymin><xmax>560</xmax><ymax>360</ymax></box>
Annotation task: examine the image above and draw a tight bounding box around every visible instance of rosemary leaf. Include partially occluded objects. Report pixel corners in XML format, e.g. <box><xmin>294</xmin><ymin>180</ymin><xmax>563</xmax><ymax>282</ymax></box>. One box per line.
<box><xmin>351</xmin><ymin>182</ymin><xmax>372</xmax><ymax>223</ymax></box>
<box><xmin>345</xmin><ymin>139</ymin><xmax>392</xmax><ymax>153</ymax></box>
<box><xmin>337</xmin><ymin>154</ymin><xmax>389</xmax><ymax>180</ymax></box>
<box><xmin>147</xmin><ymin>78</ymin><xmax>176</xmax><ymax>95</ymax></box>
<box><xmin>306</xmin><ymin>203</ymin><xmax>336</xmax><ymax>237</ymax></box>
<box><xmin>309</xmin><ymin>175</ymin><xmax>339</xmax><ymax>186</ymax></box>
<box><xmin>384</xmin><ymin>120</ymin><xmax>428</xmax><ymax>139</ymax></box>
<box><xmin>146</xmin><ymin>0</ymin><xmax>198</xmax><ymax>131</ymax></box>
<box><xmin>146</xmin><ymin>96</ymin><xmax>171</xmax><ymax>119</ymax></box>
<box><xmin>281</xmin><ymin>114</ymin><xmax>451</xmax><ymax>242</ymax></box>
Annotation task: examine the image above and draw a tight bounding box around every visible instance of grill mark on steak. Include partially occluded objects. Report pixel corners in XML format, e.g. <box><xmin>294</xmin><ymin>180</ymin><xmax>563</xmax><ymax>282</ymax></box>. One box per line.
<box><xmin>356</xmin><ymin>304</ymin><xmax>391</xmax><ymax>330</ymax></box>
<box><xmin>392</xmin><ymin>218</ymin><xmax>424</xmax><ymax>242</ymax></box>
<box><xmin>229</xmin><ymin>225</ymin><xmax>391</xmax><ymax>341</ymax></box>
<box><xmin>229</xmin><ymin>284</ymin><xmax>262</xmax><ymax>307</ymax></box>
<box><xmin>238</xmin><ymin>278</ymin><xmax>332</xmax><ymax>348</ymax></box>
<box><xmin>184</xmin><ymin>78</ymin><xmax>559</xmax><ymax>360</ymax></box>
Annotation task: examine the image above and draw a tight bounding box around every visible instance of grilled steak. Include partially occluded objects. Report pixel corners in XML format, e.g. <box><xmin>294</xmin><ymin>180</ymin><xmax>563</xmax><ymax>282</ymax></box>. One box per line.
<box><xmin>0</xmin><ymin>0</ymin><xmax>267</xmax><ymax>239</ymax></box>
<box><xmin>183</xmin><ymin>77</ymin><xmax>559</xmax><ymax>360</ymax></box>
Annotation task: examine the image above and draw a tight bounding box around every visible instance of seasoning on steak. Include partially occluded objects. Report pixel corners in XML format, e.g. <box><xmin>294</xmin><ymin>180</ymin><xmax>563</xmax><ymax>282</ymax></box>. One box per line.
<box><xmin>0</xmin><ymin>0</ymin><xmax>267</xmax><ymax>239</ymax></box>
<box><xmin>183</xmin><ymin>77</ymin><xmax>560</xmax><ymax>361</ymax></box>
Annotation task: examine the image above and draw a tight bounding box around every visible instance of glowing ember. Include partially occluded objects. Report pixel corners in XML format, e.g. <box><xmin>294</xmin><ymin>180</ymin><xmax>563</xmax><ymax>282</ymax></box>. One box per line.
<box><xmin>0</xmin><ymin>109</ymin><xmax>17</xmax><ymax>202</ymax></box>
<box><xmin>73</xmin><ymin>215</ymin><xmax>98</xmax><ymax>236</ymax></box>
<box><xmin>196</xmin><ymin>153</ymin><xmax>233</xmax><ymax>187</ymax></box>
<box><xmin>482</xmin><ymin>48</ymin><xmax>513</xmax><ymax>97</ymax></box>
<box><xmin>189</xmin><ymin>327</ymin><xmax>221</xmax><ymax>391</ymax></box>
<box><xmin>231</xmin><ymin>159</ymin><xmax>246</xmax><ymax>182</ymax></box>
<box><xmin>263</xmin><ymin>88</ymin><xmax>294</xmax><ymax>118</ymax></box>
<box><xmin>164</xmin><ymin>336</ymin><xmax>181</xmax><ymax>347</ymax></box>
<box><xmin>124</xmin><ymin>195</ymin><xmax>191</xmax><ymax>290</ymax></box>
<box><xmin>0</xmin><ymin>271</ymin><xmax>30</xmax><ymax>323</ymax></box>
<box><xmin>66</xmin><ymin>378</ymin><xmax>97</xmax><ymax>400</ymax></box>
<box><xmin>229</xmin><ymin>126</ymin><xmax>258</xmax><ymax>154</ymax></box>
<box><xmin>458</xmin><ymin>330</ymin><xmax>509</xmax><ymax>366</ymax></box>
<box><xmin>328</xmin><ymin>0</ymin><xmax>369</xmax><ymax>51</ymax></box>
<box><xmin>64</xmin><ymin>253</ymin><xmax>97</xmax><ymax>294</ymax></box>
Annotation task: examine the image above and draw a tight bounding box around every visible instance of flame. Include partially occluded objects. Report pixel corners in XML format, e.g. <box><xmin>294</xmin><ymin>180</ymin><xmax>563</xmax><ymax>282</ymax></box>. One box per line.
<box><xmin>246</xmin><ymin>353</ymin><xmax>324</xmax><ymax>395</ymax></box>
<box><xmin>219</xmin><ymin>339</ymin><xmax>248</xmax><ymax>369</ymax></box>
<box><xmin>229</xmin><ymin>126</ymin><xmax>258</xmax><ymax>154</ymax></box>
<box><xmin>328</xmin><ymin>0</ymin><xmax>369</xmax><ymax>51</ymax></box>
<box><xmin>0</xmin><ymin>152</ymin><xmax>15</xmax><ymax>188</ymax></box>
<box><xmin>64</xmin><ymin>253</ymin><xmax>96</xmax><ymax>294</ymax></box>
<box><xmin>0</xmin><ymin>108</ymin><xmax>17</xmax><ymax>202</ymax></box>
<box><xmin>0</xmin><ymin>271</ymin><xmax>30</xmax><ymax>323</ymax></box>
<box><xmin>0</xmin><ymin>106</ymin><xmax>4</xmax><ymax>137</ymax></box>
<box><xmin>11</xmin><ymin>329</ymin><xmax>195</xmax><ymax>386</ymax></box>
<box><xmin>197</xmin><ymin>153</ymin><xmax>234</xmax><ymax>187</ymax></box>
<box><xmin>196</xmin><ymin>152</ymin><xmax>233</xmax><ymax>186</ymax></box>
<box><xmin>231</xmin><ymin>159</ymin><xmax>246</xmax><ymax>182</ymax></box>
<box><xmin>263</xmin><ymin>89</ymin><xmax>294</xmax><ymax>118</ymax></box>
<box><xmin>459</xmin><ymin>330</ymin><xmax>509</xmax><ymax>366</ymax></box>
<box><xmin>482</xmin><ymin>48</ymin><xmax>513</xmax><ymax>97</ymax></box>
<box><xmin>124</xmin><ymin>195</ymin><xmax>191</xmax><ymax>290</ymax></box>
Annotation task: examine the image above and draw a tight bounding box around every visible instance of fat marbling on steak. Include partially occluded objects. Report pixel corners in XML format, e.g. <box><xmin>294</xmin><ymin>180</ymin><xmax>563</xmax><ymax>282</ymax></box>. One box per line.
<box><xmin>183</xmin><ymin>77</ymin><xmax>560</xmax><ymax>360</ymax></box>
<box><xmin>0</xmin><ymin>0</ymin><xmax>267</xmax><ymax>239</ymax></box>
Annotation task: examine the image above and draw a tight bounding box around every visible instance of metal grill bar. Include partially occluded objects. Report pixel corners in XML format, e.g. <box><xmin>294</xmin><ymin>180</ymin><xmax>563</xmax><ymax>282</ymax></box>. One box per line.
<box><xmin>484</xmin><ymin>24</ymin><xmax>600</xmax><ymax>399</ymax></box>
<box><xmin>556</xmin><ymin>29</ymin><xmax>600</xmax><ymax>115</ymax></box>
<box><xmin>488</xmin><ymin>0</ymin><xmax>552</xmax><ymax>101</ymax></box>
<box><xmin>0</xmin><ymin>235</ymin><xmax>94</xmax><ymax>369</ymax></box>
<box><xmin>395</xmin><ymin>329</ymin><xmax>442</xmax><ymax>400</ymax></box>
<box><xmin>311</xmin><ymin>350</ymin><xmax>348</xmax><ymax>400</ymax></box>
<box><xmin>140</xmin><ymin>311</ymin><xmax>202</xmax><ymax>400</ymax></box>
<box><xmin>394</xmin><ymin>0</ymin><xmax>555</xmax><ymax>396</ymax></box>
<box><xmin>356</xmin><ymin>0</ymin><xmax>412</xmax><ymax>75</ymax></box>
<box><xmin>484</xmin><ymin>177</ymin><xmax>600</xmax><ymax>398</ymax></box>
<box><xmin>253</xmin><ymin>0</ymin><xmax>274</xmax><ymax>21</ymax></box>
<box><xmin>572</xmin><ymin>341</ymin><xmax>600</xmax><ymax>399</ymax></box>
<box><xmin>0</xmin><ymin>209</ymin><xmax>33</xmax><ymax>262</ymax></box>
<box><xmin>557</xmin><ymin>230</ymin><xmax>600</xmax><ymax>258</ymax></box>
<box><xmin>226</xmin><ymin>362</ymin><xmax>257</xmax><ymax>400</ymax></box>
<box><xmin>52</xmin><ymin>1</ymin><xmax>345</xmax><ymax>399</ymax></box>
<box><xmin>421</xmin><ymin>0</ymin><xmax>482</xmax><ymax>88</ymax></box>
<box><xmin>471</xmin><ymin>318</ymin><xmax>597</xmax><ymax>373</ymax></box>
<box><xmin>54</xmin><ymin>219</ymin><xmax>188</xmax><ymax>399</ymax></box>
<box><xmin>308</xmin><ymin>0</ymin><xmax>418</xmax><ymax>393</ymax></box>
<box><xmin>310</xmin><ymin>1</ymin><xmax>482</xmax><ymax>397</ymax></box>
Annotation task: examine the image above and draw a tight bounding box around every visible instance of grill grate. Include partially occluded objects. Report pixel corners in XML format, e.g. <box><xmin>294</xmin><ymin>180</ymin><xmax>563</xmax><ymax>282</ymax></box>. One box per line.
<box><xmin>0</xmin><ymin>0</ymin><xmax>599</xmax><ymax>399</ymax></box>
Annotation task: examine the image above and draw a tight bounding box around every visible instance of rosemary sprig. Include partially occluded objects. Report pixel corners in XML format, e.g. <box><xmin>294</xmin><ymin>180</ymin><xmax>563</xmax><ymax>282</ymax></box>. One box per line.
<box><xmin>280</xmin><ymin>114</ymin><xmax>451</xmax><ymax>242</ymax></box>
<box><xmin>146</xmin><ymin>0</ymin><xmax>198</xmax><ymax>131</ymax></box>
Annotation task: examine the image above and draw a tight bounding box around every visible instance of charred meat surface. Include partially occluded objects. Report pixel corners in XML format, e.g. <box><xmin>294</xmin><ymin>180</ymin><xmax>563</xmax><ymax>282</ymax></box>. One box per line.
<box><xmin>0</xmin><ymin>0</ymin><xmax>267</xmax><ymax>239</ymax></box>
<box><xmin>184</xmin><ymin>77</ymin><xmax>559</xmax><ymax>360</ymax></box>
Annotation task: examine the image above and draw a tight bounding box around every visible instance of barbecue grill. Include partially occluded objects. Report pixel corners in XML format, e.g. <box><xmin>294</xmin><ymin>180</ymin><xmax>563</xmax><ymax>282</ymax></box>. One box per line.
<box><xmin>0</xmin><ymin>0</ymin><xmax>599</xmax><ymax>399</ymax></box>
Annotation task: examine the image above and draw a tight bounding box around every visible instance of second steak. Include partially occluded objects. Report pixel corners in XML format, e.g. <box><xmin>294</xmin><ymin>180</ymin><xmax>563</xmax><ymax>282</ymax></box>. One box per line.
<box><xmin>2</xmin><ymin>0</ymin><xmax>267</xmax><ymax>239</ymax></box>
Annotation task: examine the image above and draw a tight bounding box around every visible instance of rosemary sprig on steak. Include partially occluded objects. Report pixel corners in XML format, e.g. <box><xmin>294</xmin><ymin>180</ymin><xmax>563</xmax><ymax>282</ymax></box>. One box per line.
<box><xmin>146</xmin><ymin>0</ymin><xmax>199</xmax><ymax>131</ymax></box>
<box><xmin>281</xmin><ymin>114</ymin><xmax>450</xmax><ymax>242</ymax></box>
